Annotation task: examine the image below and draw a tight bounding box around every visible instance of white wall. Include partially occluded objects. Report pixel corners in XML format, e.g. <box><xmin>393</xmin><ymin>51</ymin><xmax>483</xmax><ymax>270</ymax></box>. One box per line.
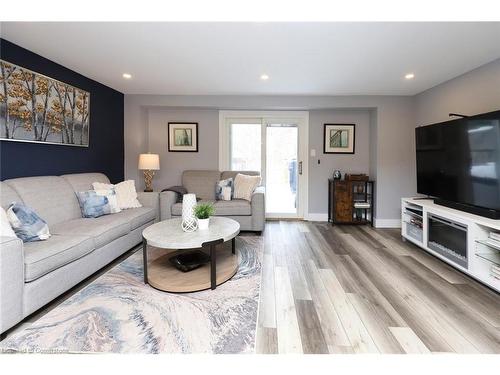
<box><xmin>125</xmin><ymin>95</ymin><xmax>416</xmax><ymax>224</ymax></box>
<box><xmin>124</xmin><ymin>59</ymin><xmax>500</xmax><ymax>226</ymax></box>
<box><xmin>415</xmin><ymin>58</ymin><xmax>500</xmax><ymax>125</ymax></box>
<box><xmin>308</xmin><ymin>109</ymin><xmax>372</xmax><ymax>214</ymax></box>
<box><xmin>147</xmin><ymin>108</ymin><xmax>219</xmax><ymax>191</ymax></box>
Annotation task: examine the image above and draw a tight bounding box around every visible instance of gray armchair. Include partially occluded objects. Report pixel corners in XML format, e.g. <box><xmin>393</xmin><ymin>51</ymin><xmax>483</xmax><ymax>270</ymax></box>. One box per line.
<box><xmin>160</xmin><ymin>170</ymin><xmax>265</xmax><ymax>232</ymax></box>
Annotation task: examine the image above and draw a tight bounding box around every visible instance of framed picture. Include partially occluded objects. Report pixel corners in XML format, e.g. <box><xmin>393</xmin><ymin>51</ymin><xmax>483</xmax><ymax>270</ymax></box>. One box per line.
<box><xmin>323</xmin><ymin>123</ymin><xmax>355</xmax><ymax>154</ymax></box>
<box><xmin>0</xmin><ymin>59</ymin><xmax>90</xmax><ymax>147</ymax></box>
<box><xmin>168</xmin><ymin>122</ymin><xmax>198</xmax><ymax>152</ymax></box>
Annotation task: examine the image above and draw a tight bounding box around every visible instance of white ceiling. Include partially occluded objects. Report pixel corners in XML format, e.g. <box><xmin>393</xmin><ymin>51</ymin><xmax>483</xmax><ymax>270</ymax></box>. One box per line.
<box><xmin>2</xmin><ymin>22</ymin><xmax>500</xmax><ymax>96</ymax></box>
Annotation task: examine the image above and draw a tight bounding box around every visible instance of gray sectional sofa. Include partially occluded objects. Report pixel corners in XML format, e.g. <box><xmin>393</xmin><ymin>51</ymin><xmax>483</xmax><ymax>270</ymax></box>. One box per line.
<box><xmin>160</xmin><ymin>170</ymin><xmax>265</xmax><ymax>232</ymax></box>
<box><xmin>0</xmin><ymin>173</ymin><xmax>159</xmax><ymax>337</ymax></box>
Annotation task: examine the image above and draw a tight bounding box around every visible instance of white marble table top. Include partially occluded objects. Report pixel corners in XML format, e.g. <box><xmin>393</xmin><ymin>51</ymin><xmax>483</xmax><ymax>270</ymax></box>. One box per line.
<box><xmin>142</xmin><ymin>217</ymin><xmax>240</xmax><ymax>249</ymax></box>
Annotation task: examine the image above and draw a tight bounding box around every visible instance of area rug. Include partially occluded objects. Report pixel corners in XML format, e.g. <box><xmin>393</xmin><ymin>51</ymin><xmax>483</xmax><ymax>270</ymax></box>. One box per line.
<box><xmin>1</xmin><ymin>236</ymin><xmax>262</xmax><ymax>354</ymax></box>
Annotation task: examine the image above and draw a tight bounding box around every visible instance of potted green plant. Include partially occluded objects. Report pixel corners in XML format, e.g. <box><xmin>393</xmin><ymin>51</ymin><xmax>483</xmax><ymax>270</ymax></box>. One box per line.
<box><xmin>194</xmin><ymin>203</ymin><xmax>216</xmax><ymax>230</ymax></box>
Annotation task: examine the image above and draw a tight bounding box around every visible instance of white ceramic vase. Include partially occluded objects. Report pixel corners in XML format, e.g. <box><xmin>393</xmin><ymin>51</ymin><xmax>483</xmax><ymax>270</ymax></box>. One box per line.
<box><xmin>197</xmin><ymin>218</ymin><xmax>210</xmax><ymax>230</ymax></box>
<box><xmin>181</xmin><ymin>193</ymin><xmax>198</xmax><ymax>232</ymax></box>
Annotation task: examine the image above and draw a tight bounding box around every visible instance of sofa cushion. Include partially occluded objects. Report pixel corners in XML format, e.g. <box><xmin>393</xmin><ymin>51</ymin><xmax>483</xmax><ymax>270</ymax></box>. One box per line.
<box><xmin>172</xmin><ymin>199</ymin><xmax>251</xmax><ymax>216</ymax></box>
<box><xmin>51</xmin><ymin>215</ymin><xmax>130</xmax><ymax>248</ymax></box>
<box><xmin>1</xmin><ymin>182</ymin><xmax>22</xmax><ymax>210</ymax></box>
<box><xmin>220</xmin><ymin>170</ymin><xmax>260</xmax><ymax>181</ymax></box>
<box><xmin>61</xmin><ymin>173</ymin><xmax>110</xmax><ymax>193</ymax></box>
<box><xmin>182</xmin><ymin>170</ymin><xmax>221</xmax><ymax>200</ymax></box>
<box><xmin>4</xmin><ymin>176</ymin><xmax>82</xmax><ymax>226</ymax></box>
<box><xmin>214</xmin><ymin>199</ymin><xmax>251</xmax><ymax>215</ymax></box>
<box><xmin>24</xmin><ymin>234</ymin><xmax>95</xmax><ymax>282</ymax></box>
<box><xmin>112</xmin><ymin>207</ymin><xmax>156</xmax><ymax>230</ymax></box>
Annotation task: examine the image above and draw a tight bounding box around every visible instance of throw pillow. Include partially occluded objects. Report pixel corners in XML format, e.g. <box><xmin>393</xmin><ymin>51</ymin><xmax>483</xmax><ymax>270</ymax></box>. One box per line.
<box><xmin>94</xmin><ymin>189</ymin><xmax>121</xmax><ymax>213</ymax></box>
<box><xmin>215</xmin><ymin>178</ymin><xmax>233</xmax><ymax>200</ymax></box>
<box><xmin>221</xmin><ymin>186</ymin><xmax>232</xmax><ymax>201</ymax></box>
<box><xmin>1</xmin><ymin>207</ymin><xmax>17</xmax><ymax>238</ymax></box>
<box><xmin>92</xmin><ymin>180</ymin><xmax>142</xmax><ymax>209</ymax></box>
<box><xmin>6</xmin><ymin>202</ymin><xmax>51</xmax><ymax>242</ymax></box>
<box><xmin>233</xmin><ymin>173</ymin><xmax>261</xmax><ymax>201</ymax></box>
<box><xmin>77</xmin><ymin>190</ymin><xmax>114</xmax><ymax>218</ymax></box>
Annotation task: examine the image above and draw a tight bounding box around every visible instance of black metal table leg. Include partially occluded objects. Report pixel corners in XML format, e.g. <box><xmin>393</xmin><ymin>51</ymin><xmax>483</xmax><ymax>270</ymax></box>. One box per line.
<box><xmin>142</xmin><ymin>237</ymin><xmax>148</xmax><ymax>284</ymax></box>
<box><xmin>210</xmin><ymin>243</ymin><xmax>216</xmax><ymax>290</ymax></box>
<box><xmin>232</xmin><ymin>237</ymin><xmax>236</xmax><ymax>254</ymax></box>
<box><xmin>202</xmin><ymin>239</ymin><xmax>224</xmax><ymax>290</ymax></box>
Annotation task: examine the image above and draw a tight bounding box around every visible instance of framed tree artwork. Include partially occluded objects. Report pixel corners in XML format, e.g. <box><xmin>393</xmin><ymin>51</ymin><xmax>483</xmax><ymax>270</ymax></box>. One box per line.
<box><xmin>168</xmin><ymin>122</ymin><xmax>198</xmax><ymax>152</ymax></box>
<box><xmin>323</xmin><ymin>123</ymin><xmax>355</xmax><ymax>154</ymax></box>
<box><xmin>0</xmin><ymin>59</ymin><xmax>90</xmax><ymax>147</ymax></box>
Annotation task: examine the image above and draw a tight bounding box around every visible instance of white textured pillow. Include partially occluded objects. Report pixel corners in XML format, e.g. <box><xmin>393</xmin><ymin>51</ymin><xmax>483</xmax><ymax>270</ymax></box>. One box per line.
<box><xmin>233</xmin><ymin>174</ymin><xmax>261</xmax><ymax>201</ymax></box>
<box><xmin>1</xmin><ymin>207</ymin><xmax>17</xmax><ymax>238</ymax></box>
<box><xmin>92</xmin><ymin>180</ymin><xmax>142</xmax><ymax>210</ymax></box>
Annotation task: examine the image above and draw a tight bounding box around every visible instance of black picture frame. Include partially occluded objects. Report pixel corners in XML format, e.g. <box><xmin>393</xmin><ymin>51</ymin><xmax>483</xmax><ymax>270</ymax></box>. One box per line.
<box><xmin>168</xmin><ymin>122</ymin><xmax>199</xmax><ymax>152</ymax></box>
<box><xmin>323</xmin><ymin>123</ymin><xmax>355</xmax><ymax>154</ymax></box>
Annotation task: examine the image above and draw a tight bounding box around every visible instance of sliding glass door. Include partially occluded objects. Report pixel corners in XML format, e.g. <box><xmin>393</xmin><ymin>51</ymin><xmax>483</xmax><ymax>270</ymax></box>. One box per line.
<box><xmin>266</xmin><ymin>124</ymin><xmax>298</xmax><ymax>215</ymax></box>
<box><xmin>229</xmin><ymin>121</ymin><xmax>262</xmax><ymax>172</ymax></box>
<box><xmin>220</xmin><ymin>111</ymin><xmax>308</xmax><ymax>219</ymax></box>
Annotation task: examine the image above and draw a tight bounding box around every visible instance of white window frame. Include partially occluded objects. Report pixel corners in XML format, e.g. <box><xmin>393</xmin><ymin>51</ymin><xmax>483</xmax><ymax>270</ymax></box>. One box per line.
<box><xmin>219</xmin><ymin>110</ymin><xmax>309</xmax><ymax>219</ymax></box>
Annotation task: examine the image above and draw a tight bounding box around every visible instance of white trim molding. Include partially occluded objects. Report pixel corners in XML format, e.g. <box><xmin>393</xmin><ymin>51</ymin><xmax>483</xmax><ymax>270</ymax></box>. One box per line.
<box><xmin>304</xmin><ymin>213</ymin><xmax>329</xmax><ymax>222</ymax></box>
<box><xmin>374</xmin><ymin>218</ymin><xmax>402</xmax><ymax>228</ymax></box>
<box><xmin>304</xmin><ymin>215</ymin><xmax>401</xmax><ymax>227</ymax></box>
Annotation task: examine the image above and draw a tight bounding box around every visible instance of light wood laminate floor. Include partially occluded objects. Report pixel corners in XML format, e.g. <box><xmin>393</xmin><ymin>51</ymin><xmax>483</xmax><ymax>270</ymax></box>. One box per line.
<box><xmin>255</xmin><ymin>221</ymin><xmax>500</xmax><ymax>354</ymax></box>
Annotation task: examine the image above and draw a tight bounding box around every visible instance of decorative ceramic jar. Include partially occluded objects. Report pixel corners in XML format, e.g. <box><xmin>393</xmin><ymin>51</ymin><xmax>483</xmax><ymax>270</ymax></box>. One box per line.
<box><xmin>181</xmin><ymin>194</ymin><xmax>198</xmax><ymax>232</ymax></box>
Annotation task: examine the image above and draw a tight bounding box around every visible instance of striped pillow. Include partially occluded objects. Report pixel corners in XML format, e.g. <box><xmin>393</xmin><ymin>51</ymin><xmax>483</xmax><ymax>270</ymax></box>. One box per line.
<box><xmin>233</xmin><ymin>173</ymin><xmax>261</xmax><ymax>201</ymax></box>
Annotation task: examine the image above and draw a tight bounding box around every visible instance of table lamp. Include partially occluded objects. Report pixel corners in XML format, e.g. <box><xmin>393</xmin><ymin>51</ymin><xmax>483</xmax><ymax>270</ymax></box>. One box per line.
<box><xmin>138</xmin><ymin>153</ymin><xmax>160</xmax><ymax>192</ymax></box>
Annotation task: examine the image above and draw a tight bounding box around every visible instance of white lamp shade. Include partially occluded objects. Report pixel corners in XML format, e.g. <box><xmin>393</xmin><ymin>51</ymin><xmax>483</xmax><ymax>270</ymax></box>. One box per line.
<box><xmin>138</xmin><ymin>154</ymin><xmax>160</xmax><ymax>170</ymax></box>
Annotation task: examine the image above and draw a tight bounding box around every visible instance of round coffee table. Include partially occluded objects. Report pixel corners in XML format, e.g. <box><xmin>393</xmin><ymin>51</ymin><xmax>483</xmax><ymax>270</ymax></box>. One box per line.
<box><xmin>142</xmin><ymin>217</ymin><xmax>240</xmax><ymax>292</ymax></box>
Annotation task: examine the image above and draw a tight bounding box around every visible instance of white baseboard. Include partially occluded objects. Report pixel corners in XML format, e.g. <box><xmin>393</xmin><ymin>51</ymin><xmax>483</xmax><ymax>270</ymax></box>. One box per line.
<box><xmin>305</xmin><ymin>213</ymin><xmax>329</xmax><ymax>222</ymax></box>
<box><xmin>374</xmin><ymin>219</ymin><xmax>401</xmax><ymax>228</ymax></box>
<box><xmin>304</xmin><ymin>214</ymin><xmax>401</xmax><ymax>228</ymax></box>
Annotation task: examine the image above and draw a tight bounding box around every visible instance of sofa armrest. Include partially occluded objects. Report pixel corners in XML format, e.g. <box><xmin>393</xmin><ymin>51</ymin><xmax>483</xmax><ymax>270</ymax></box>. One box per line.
<box><xmin>251</xmin><ymin>186</ymin><xmax>265</xmax><ymax>231</ymax></box>
<box><xmin>0</xmin><ymin>236</ymin><xmax>24</xmax><ymax>334</ymax></box>
<box><xmin>160</xmin><ymin>191</ymin><xmax>178</xmax><ymax>220</ymax></box>
<box><xmin>137</xmin><ymin>192</ymin><xmax>160</xmax><ymax>222</ymax></box>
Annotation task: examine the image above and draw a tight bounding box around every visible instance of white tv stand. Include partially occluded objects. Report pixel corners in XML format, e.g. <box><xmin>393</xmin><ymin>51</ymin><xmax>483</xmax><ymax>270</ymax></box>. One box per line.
<box><xmin>401</xmin><ymin>198</ymin><xmax>500</xmax><ymax>293</ymax></box>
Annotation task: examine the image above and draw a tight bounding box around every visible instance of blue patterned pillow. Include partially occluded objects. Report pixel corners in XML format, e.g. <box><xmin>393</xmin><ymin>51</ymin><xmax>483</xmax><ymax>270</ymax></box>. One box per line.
<box><xmin>6</xmin><ymin>202</ymin><xmax>51</xmax><ymax>242</ymax></box>
<box><xmin>215</xmin><ymin>178</ymin><xmax>233</xmax><ymax>200</ymax></box>
<box><xmin>77</xmin><ymin>190</ymin><xmax>113</xmax><ymax>218</ymax></box>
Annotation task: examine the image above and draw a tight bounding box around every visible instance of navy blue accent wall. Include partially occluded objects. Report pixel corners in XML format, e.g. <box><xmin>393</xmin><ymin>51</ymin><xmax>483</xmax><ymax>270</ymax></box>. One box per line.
<box><xmin>0</xmin><ymin>39</ymin><xmax>124</xmax><ymax>183</ymax></box>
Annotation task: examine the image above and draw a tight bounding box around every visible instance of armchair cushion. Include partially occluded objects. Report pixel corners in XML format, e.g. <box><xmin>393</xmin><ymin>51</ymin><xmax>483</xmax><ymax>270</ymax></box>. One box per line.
<box><xmin>171</xmin><ymin>199</ymin><xmax>251</xmax><ymax>216</ymax></box>
<box><xmin>182</xmin><ymin>170</ymin><xmax>221</xmax><ymax>200</ymax></box>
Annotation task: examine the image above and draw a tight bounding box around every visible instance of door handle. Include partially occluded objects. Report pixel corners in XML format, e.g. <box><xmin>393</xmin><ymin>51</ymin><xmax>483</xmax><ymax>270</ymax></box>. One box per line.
<box><xmin>298</xmin><ymin>161</ymin><xmax>303</xmax><ymax>175</ymax></box>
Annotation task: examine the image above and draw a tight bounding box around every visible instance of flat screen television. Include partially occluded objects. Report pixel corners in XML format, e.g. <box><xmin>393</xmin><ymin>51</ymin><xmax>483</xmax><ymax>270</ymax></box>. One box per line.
<box><xmin>416</xmin><ymin>110</ymin><xmax>500</xmax><ymax>219</ymax></box>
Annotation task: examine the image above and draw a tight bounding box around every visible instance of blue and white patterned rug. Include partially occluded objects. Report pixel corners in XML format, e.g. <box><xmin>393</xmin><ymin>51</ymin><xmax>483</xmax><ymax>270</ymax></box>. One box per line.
<box><xmin>1</xmin><ymin>236</ymin><xmax>262</xmax><ymax>354</ymax></box>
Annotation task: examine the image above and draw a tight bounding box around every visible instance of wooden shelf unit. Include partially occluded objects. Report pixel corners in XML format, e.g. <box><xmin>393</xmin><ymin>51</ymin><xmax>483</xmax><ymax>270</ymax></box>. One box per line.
<box><xmin>328</xmin><ymin>179</ymin><xmax>374</xmax><ymax>226</ymax></box>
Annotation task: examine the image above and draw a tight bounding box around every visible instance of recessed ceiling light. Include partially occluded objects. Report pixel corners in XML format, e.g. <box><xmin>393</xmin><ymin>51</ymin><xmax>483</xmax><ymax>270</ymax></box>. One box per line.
<box><xmin>122</xmin><ymin>73</ymin><xmax>132</xmax><ymax>79</ymax></box>
<box><xmin>260</xmin><ymin>74</ymin><xmax>269</xmax><ymax>81</ymax></box>
<box><xmin>405</xmin><ymin>73</ymin><xmax>415</xmax><ymax>80</ymax></box>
